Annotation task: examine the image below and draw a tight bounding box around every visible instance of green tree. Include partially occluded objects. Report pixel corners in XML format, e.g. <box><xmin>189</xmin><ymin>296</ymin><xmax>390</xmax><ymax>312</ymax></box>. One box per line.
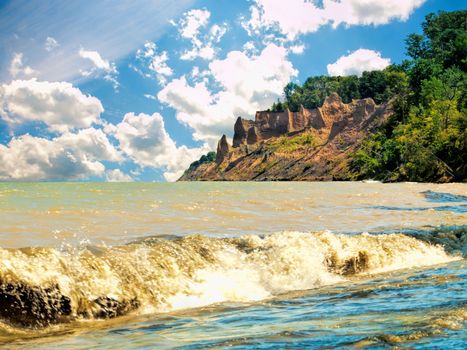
<box><xmin>269</xmin><ymin>10</ymin><xmax>466</xmax><ymax>182</ymax></box>
<box><xmin>337</xmin><ymin>76</ymin><xmax>361</xmax><ymax>103</ymax></box>
<box><xmin>358</xmin><ymin>70</ymin><xmax>389</xmax><ymax>104</ymax></box>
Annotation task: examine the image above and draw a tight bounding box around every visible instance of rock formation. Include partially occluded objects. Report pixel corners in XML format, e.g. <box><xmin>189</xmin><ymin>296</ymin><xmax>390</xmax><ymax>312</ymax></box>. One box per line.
<box><xmin>232</xmin><ymin>101</ymin><xmax>327</xmax><ymax>147</ymax></box>
<box><xmin>0</xmin><ymin>281</ymin><xmax>139</xmax><ymax>327</ymax></box>
<box><xmin>216</xmin><ymin>134</ymin><xmax>230</xmax><ymax>164</ymax></box>
<box><xmin>179</xmin><ymin>93</ymin><xmax>392</xmax><ymax>181</ymax></box>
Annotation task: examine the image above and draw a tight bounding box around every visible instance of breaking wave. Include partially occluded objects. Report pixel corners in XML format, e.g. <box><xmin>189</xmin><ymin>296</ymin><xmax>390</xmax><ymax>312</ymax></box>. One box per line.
<box><xmin>0</xmin><ymin>227</ymin><xmax>464</xmax><ymax>328</ymax></box>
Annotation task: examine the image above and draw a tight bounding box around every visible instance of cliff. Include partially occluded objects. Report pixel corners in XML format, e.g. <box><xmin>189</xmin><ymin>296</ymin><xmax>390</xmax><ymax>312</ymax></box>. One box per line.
<box><xmin>179</xmin><ymin>93</ymin><xmax>392</xmax><ymax>181</ymax></box>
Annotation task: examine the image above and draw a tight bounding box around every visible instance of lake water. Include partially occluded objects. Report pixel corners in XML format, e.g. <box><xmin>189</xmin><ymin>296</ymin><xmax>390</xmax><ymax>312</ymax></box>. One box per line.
<box><xmin>0</xmin><ymin>182</ymin><xmax>465</xmax><ymax>349</ymax></box>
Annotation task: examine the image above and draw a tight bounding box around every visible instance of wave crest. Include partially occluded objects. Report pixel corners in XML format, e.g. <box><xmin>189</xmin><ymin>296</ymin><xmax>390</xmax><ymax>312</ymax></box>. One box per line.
<box><xmin>0</xmin><ymin>228</ymin><xmax>463</xmax><ymax>328</ymax></box>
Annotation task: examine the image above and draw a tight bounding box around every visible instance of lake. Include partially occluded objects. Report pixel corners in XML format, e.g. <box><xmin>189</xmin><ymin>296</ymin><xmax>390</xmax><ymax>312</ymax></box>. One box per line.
<box><xmin>0</xmin><ymin>182</ymin><xmax>465</xmax><ymax>348</ymax></box>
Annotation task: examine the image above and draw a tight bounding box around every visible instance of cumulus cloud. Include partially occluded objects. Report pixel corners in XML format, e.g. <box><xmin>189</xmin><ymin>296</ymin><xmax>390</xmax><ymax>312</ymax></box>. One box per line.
<box><xmin>327</xmin><ymin>49</ymin><xmax>391</xmax><ymax>76</ymax></box>
<box><xmin>243</xmin><ymin>0</ymin><xmax>426</xmax><ymax>40</ymax></box>
<box><xmin>0</xmin><ymin>78</ymin><xmax>200</xmax><ymax>181</ymax></box>
<box><xmin>175</xmin><ymin>9</ymin><xmax>228</xmax><ymax>61</ymax></box>
<box><xmin>134</xmin><ymin>41</ymin><xmax>173</xmax><ymax>85</ymax></box>
<box><xmin>323</xmin><ymin>0</ymin><xmax>427</xmax><ymax>27</ymax></box>
<box><xmin>0</xmin><ymin>79</ymin><xmax>104</xmax><ymax>133</ymax></box>
<box><xmin>79</xmin><ymin>48</ymin><xmax>119</xmax><ymax>90</ymax></box>
<box><xmin>58</xmin><ymin>128</ymin><xmax>121</xmax><ymax>161</ymax></box>
<box><xmin>242</xmin><ymin>0</ymin><xmax>326</xmax><ymax>41</ymax></box>
<box><xmin>112</xmin><ymin>112</ymin><xmax>209</xmax><ymax>181</ymax></box>
<box><xmin>0</xmin><ymin>128</ymin><xmax>120</xmax><ymax>181</ymax></box>
<box><xmin>158</xmin><ymin>43</ymin><xmax>298</xmax><ymax>145</ymax></box>
<box><xmin>9</xmin><ymin>53</ymin><xmax>37</xmax><ymax>78</ymax></box>
<box><xmin>45</xmin><ymin>37</ymin><xmax>59</xmax><ymax>52</ymax></box>
<box><xmin>105</xmin><ymin>169</ymin><xmax>134</xmax><ymax>182</ymax></box>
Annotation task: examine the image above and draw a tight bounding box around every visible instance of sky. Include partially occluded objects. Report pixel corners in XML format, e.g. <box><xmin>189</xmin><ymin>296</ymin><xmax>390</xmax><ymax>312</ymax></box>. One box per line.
<box><xmin>0</xmin><ymin>0</ymin><xmax>465</xmax><ymax>182</ymax></box>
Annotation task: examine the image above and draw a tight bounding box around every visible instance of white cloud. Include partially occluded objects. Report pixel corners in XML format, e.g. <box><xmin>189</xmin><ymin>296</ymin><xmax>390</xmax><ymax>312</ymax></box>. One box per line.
<box><xmin>242</xmin><ymin>41</ymin><xmax>258</xmax><ymax>55</ymax></box>
<box><xmin>190</xmin><ymin>66</ymin><xmax>210</xmax><ymax>83</ymax></box>
<box><xmin>79</xmin><ymin>49</ymin><xmax>111</xmax><ymax>70</ymax></box>
<box><xmin>135</xmin><ymin>41</ymin><xmax>173</xmax><ymax>85</ymax></box>
<box><xmin>58</xmin><ymin>128</ymin><xmax>121</xmax><ymax>161</ymax></box>
<box><xmin>105</xmin><ymin>169</ymin><xmax>134</xmax><ymax>182</ymax></box>
<box><xmin>45</xmin><ymin>37</ymin><xmax>59</xmax><ymax>52</ymax></box>
<box><xmin>178</xmin><ymin>8</ymin><xmax>210</xmax><ymax>39</ymax></box>
<box><xmin>242</xmin><ymin>0</ymin><xmax>326</xmax><ymax>41</ymax></box>
<box><xmin>113</xmin><ymin>112</ymin><xmax>209</xmax><ymax>181</ymax></box>
<box><xmin>79</xmin><ymin>48</ymin><xmax>119</xmax><ymax>90</ymax></box>
<box><xmin>176</xmin><ymin>9</ymin><xmax>228</xmax><ymax>61</ymax></box>
<box><xmin>0</xmin><ymin>128</ymin><xmax>120</xmax><ymax>181</ymax></box>
<box><xmin>327</xmin><ymin>49</ymin><xmax>391</xmax><ymax>76</ymax></box>
<box><xmin>289</xmin><ymin>44</ymin><xmax>305</xmax><ymax>55</ymax></box>
<box><xmin>243</xmin><ymin>0</ymin><xmax>426</xmax><ymax>40</ymax></box>
<box><xmin>0</xmin><ymin>79</ymin><xmax>104</xmax><ymax>133</ymax></box>
<box><xmin>114</xmin><ymin>112</ymin><xmax>174</xmax><ymax>167</ymax></box>
<box><xmin>323</xmin><ymin>0</ymin><xmax>427</xmax><ymax>27</ymax></box>
<box><xmin>143</xmin><ymin>94</ymin><xmax>157</xmax><ymax>100</ymax></box>
<box><xmin>9</xmin><ymin>53</ymin><xmax>37</xmax><ymax>78</ymax></box>
<box><xmin>158</xmin><ymin>43</ymin><xmax>297</xmax><ymax>145</ymax></box>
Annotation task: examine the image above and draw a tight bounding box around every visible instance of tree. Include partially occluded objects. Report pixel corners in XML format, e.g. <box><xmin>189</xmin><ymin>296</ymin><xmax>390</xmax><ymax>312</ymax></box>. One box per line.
<box><xmin>269</xmin><ymin>10</ymin><xmax>466</xmax><ymax>182</ymax></box>
<box><xmin>337</xmin><ymin>76</ymin><xmax>360</xmax><ymax>103</ymax></box>
<box><xmin>358</xmin><ymin>71</ymin><xmax>389</xmax><ymax>104</ymax></box>
<box><xmin>406</xmin><ymin>33</ymin><xmax>427</xmax><ymax>59</ymax></box>
<box><xmin>352</xmin><ymin>10</ymin><xmax>466</xmax><ymax>182</ymax></box>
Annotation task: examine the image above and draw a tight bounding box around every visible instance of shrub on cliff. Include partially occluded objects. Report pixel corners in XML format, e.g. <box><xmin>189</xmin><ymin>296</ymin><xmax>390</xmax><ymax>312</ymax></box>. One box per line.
<box><xmin>267</xmin><ymin>132</ymin><xmax>316</xmax><ymax>153</ymax></box>
<box><xmin>188</xmin><ymin>151</ymin><xmax>216</xmax><ymax>170</ymax></box>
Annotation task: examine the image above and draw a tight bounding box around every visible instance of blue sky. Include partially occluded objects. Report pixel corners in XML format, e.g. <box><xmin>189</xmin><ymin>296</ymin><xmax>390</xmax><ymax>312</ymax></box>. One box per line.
<box><xmin>0</xmin><ymin>0</ymin><xmax>465</xmax><ymax>181</ymax></box>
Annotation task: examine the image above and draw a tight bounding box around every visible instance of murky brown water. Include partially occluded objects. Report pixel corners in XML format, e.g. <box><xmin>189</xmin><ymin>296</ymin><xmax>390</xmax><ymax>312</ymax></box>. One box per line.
<box><xmin>0</xmin><ymin>182</ymin><xmax>465</xmax><ymax>248</ymax></box>
<box><xmin>0</xmin><ymin>182</ymin><xmax>465</xmax><ymax>349</ymax></box>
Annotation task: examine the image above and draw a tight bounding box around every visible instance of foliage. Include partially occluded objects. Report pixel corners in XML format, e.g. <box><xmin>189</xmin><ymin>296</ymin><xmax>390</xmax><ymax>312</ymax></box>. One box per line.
<box><xmin>350</xmin><ymin>10</ymin><xmax>466</xmax><ymax>182</ymax></box>
<box><xmin>276</xmin><ymin>69</ymin><xmax>407</xmax><ymax>112</ymax></box>
<box><xmin>270</xmin><ymin>99</ymin><xmax>285</xmax><ymax>112</ymax></box>
<box><xmin>269</xmin><ymin>10</ymin><xmax>466</xmax><ymax>182</ymax></box>
<box><xmin>189</xmin><ymin>151</ymin><xmax>216</xmax><ymax>169</ymax></box>
<box><xmin>352</xmin><ymin>132</ymin><xmax>400</xmax><ymax>180</ymax></box>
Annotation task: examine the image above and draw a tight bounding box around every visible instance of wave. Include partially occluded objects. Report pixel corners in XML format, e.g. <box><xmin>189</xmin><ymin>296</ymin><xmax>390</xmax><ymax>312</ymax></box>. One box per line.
<box><xmin>422</xmin><ymin>190</ymin><xmax>467</xmax><ymax>203</ymax></box>
<box><xmin>0</xmin><ymin>227</ymin><xmax>464</xmax><ymax>328</ymax></box>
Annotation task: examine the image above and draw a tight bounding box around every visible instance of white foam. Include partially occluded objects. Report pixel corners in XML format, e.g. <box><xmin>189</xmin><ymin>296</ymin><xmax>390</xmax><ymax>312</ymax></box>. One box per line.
<box><xmin>0</xmin><ymin>230</ymin><xmax>461</xmax><ymax>318</ymax></box>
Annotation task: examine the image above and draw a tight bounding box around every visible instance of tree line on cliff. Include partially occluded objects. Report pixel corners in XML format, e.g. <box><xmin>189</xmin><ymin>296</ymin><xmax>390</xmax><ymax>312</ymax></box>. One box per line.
<box><xmin>271</xmin><ymin>10</ymin><xmax>466</xmax><ymax>182</ymax></box>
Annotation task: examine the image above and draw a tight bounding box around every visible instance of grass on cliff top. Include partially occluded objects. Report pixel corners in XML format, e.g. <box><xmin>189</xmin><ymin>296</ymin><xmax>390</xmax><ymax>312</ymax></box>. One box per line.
<box><xmin>267</xmin><ymin>131</ymin><xmax>316</xmax><ymax>153</ymax></box>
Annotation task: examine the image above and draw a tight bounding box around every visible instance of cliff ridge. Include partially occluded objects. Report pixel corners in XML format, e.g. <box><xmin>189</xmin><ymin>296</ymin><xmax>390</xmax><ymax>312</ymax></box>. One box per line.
<box><xmin>179</xmin><ymin>93</ymin><xmax>392</xmax><ymax>181</ymax></box>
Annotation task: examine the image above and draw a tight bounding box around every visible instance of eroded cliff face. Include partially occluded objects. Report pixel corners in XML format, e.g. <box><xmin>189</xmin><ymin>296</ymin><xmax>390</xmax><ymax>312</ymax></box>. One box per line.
<box><xmin>179</xmin><ymin>93</ymin><xmax>392</xmax><ymax>181</ymax></box>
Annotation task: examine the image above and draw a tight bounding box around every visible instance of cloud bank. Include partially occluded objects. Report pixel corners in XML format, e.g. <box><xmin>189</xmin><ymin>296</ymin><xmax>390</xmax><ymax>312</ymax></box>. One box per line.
<box><xmin>0</xmin><ymin>79</ymin><xmax>104</xmax><ymax>132</ymax></box>
<box><xmin>243</xmin><ymin>0</ymin><xmax>426</xmax><ymax>40</ymax></box>
<box><xmin>0</xmin><ymin>128</ymin><xmax>120</xmax><ymax>181</ymax></box>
